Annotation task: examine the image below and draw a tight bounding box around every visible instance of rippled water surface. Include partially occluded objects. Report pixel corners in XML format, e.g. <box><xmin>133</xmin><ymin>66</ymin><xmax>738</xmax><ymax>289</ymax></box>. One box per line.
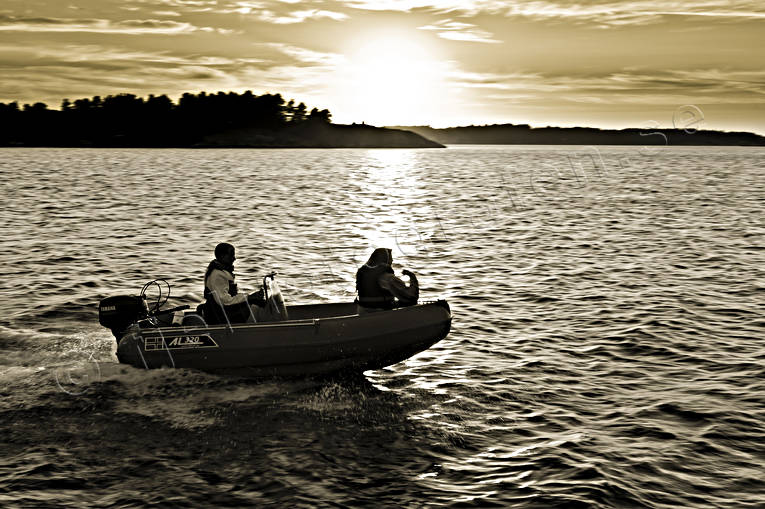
<box><xmin>1</xmin><ymin>146</ymin><xmax>764</xmax><ymax>508</ymax></box>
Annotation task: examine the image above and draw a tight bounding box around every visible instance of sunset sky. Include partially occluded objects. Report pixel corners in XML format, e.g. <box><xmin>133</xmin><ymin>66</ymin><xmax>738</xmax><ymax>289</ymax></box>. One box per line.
<box><xmin>1</xmin><ymin>0</ymin><xmax>763</xmax><ymax>133</ymax></box>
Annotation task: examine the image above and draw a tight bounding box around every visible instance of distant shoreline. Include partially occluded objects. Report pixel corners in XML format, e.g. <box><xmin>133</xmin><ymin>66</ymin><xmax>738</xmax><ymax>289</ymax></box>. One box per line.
<box><xmin>0</xmin><ymin>122</ymin><xmax>444</xmax><ymax>149</ymax></box>
<box><xmin>390</xmin><ymin>124</ymin><xmax>765</xmax><ymax>147</ymax></box>
<box><xmin>0</xmin><ymin>91</ymin><xmax>442</xmax><ymax>149</ymax></box>
<box><xmin>2</xmin><ymin>89</ymin><xmax>762</xmax><ymax>148</ymax></box>
<box><xmin>4</xmin><ymin>143</ymin><xmax>764</xmax><ymax>149</ymax></box>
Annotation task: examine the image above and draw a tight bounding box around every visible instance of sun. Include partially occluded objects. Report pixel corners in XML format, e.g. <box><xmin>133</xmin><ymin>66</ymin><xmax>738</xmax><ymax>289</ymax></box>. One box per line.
<box><xmin>335</xmin><ymin>34</ymin><xmax>451</xmax><ymax>126</ymax></box>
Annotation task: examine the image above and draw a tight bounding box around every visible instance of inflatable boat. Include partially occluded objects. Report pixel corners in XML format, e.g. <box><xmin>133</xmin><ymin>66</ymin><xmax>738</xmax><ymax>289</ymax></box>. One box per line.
<box><xmin>98</xmin><ymin>277</ymin><xmax>452</xmax><ymax>376</ymax></box>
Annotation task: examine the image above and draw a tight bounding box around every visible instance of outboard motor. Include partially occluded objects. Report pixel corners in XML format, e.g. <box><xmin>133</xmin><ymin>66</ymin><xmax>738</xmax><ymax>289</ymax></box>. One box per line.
<box><xmin>98</xmin><ymin>295</ymin><xmax>149</xmax><ymax>340</ymax></box>
<box><xmin>99</xmin><ymin>279</ymin><xmax>191</xmax><ymax>341</ymax></box>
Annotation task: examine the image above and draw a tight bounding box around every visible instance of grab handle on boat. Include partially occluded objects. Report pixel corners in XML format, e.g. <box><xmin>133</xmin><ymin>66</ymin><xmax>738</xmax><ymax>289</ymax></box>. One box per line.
<box><xmin>150</xmin><ymin>304</ymin><xmax>190</xmax><ymax>317</ymax></box>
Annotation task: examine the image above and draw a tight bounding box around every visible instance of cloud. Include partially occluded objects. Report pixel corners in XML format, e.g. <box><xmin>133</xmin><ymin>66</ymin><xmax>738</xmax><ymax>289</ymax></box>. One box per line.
<box><xmin>212</xmin><ymin>1</ymin><xmax>349</xmax><ymax>23</ymax></box>
<box><xmin>446</xmin><ymin>67</ymin><xmax>765</xmax><ymax>104</ymax></box>
<box><xmin>127</xmin><ymin>0</ymin><xmax>219</xmax><ymax>9</ymax></box>
<box><xmin>0</xmin><ymin>44</ymin><xmax>262</xmax><ymax>68</ymax></box>
<box><xmin>418</xmin><ymin>19</ymin><xmax>501</xmax><ymax>43</ymax></box>
<box><xmin>0</xmin><ymin>47</ymin><xmax>294</xmax><ymax>109</ymax></box>
<box><xmin>264</xmin><ymin>43</ymin><xmax>345</xmax><ymax>66</ymax></box>
<box><xmin>256</xmin><ymin>9</ymin><xmax>349</xmax><ymax>24</ymax></box>
<box><xmin>0</xmin><ymin>15</ymin><xmax>227</xmax><ymax>34</ymax></box>
<box><xmin>0</xmin><ymin>38</ymin><xmax>350</xmax><ymax>107</ymax></box>
<box><xmin>342</xmin><ymin>0</ymin><xmax>465</xmax><ymax>11</ymax></box>
<box><xmin>342</xmin><ymin>0</ymin><xmax>765</xmax><ymax>26</ymax></box>
<box><xmin>499</xmin><ymin>0</ymin><xmax>765</xmax><ymax>26</ymax></box>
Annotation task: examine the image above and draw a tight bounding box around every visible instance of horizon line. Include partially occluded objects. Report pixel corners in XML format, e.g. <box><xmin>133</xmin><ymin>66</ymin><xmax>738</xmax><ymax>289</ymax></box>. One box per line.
<box><xmin>2</xmin><ymin>91</ymin><xmax>762</xmax><ymax>137</ymax></box>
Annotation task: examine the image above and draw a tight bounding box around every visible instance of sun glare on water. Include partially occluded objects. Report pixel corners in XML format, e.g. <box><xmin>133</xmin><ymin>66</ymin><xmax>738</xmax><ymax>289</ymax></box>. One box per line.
<box><xmin>337</xmin><ymin>35</ymin><xmax>450</xmax><ymax>126</ymax></box>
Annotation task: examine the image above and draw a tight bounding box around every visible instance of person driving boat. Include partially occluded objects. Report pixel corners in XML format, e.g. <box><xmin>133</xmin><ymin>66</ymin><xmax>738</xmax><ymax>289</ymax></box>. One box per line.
<box><xmin>356</xmin><ymin>248</ymin><xmax>419</xmax><ymax>312</ymax></box>
<box><xmin>203</xmin><ymin>243</ymin><xmax>266</xmax><ymax>324</ymax></box>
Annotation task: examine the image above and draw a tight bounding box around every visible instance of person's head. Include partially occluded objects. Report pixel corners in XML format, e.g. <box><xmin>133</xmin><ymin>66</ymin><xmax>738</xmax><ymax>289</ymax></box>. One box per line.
<box><xmin>215</xmin><ymin>242</ymin><xmax>236</xmax><ymax>265</ymax></box>
<box><xmin>367</xmin><ymin>247</ymin><xmax>392</xmax><ymax>267</ymax></box>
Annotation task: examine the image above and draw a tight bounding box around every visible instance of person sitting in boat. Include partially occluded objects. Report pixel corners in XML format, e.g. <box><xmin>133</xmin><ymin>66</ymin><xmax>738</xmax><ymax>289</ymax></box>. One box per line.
<box><xmin>356</xmin><ymin>248</ymin><xmax>419</xmax><ymax>311</ymax></box>
<box><xmin>203</xmin><ymin>243</ymin><xmax>266</xmax><ymax>324</ymax></box>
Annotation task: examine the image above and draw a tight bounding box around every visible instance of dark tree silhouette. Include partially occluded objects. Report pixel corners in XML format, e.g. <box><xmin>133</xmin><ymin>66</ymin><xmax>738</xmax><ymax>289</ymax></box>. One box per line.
<box><xmin>291</xmin><ymin>102</ymin><xmax>307</xmax><ymax>124</ymax></box>
<box><xmin>309</xmin><ymin>107</ymin><xmax>332</xmax><ymax>123</ymax></box>
<box><xmin>0</xmin><ymin>90</ymin><xmax>332</xmax><ymax>146</ymax></box>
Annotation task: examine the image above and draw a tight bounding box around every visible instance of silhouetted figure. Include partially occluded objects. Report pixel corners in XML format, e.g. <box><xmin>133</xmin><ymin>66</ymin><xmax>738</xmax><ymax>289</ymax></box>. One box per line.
<box><xmin>203</xmin><ymin>243</ymin><xmax>265</xmax><ymax>324</ymax></box>
<box><xmin>356</xmin><ymin>248</ymin><xmax>419</xmax><ymax>312</ymax></box>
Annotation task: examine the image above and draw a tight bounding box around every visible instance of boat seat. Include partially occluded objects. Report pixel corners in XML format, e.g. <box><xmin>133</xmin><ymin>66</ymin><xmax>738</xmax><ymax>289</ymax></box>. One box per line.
<box><xmin>182</xmin><ymin>313</ymin><xmax>207</xmax><ymax>327</ymax></box>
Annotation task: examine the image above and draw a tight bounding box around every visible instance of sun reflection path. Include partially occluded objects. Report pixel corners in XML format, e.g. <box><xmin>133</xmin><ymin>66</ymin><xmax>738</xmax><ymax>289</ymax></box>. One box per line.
<box><xmin>351</xmin><ymin>149</ymin><xmax>431</xmax><ymax>264</ymax></box>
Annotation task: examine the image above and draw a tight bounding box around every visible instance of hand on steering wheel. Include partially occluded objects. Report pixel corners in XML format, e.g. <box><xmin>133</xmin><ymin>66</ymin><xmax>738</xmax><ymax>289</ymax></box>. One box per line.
<box><xmin>247</xmin><ymin>288</ymin><xmax>266</xmax><ymax>306</ymax></box>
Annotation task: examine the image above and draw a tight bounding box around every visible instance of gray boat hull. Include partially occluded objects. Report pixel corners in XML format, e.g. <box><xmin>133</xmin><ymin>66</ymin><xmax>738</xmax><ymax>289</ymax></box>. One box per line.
<box><xmin>116</xmin><ymin>300</ymin><xmax>451</xmax><ymax>376</ymax></box>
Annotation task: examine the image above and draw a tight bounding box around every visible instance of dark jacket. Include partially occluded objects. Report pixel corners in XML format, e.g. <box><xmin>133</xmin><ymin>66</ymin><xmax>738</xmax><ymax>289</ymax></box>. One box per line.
<box><xmin>356</xmin><ymin>263</ymin><xmax>396</xmax><ymax>309</ymax></box>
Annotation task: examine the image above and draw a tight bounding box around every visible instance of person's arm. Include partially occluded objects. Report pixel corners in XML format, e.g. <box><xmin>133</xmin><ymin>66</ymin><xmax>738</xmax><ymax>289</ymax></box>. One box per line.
<box><xmin>247</xmin><ymin>288</ymin><xmax>266</xmax><ymax>307</ymax></box>
<box><xmin>207</xmin><ymin>271</ymin><xmax>247</xmax><ymax>306</ymax></box>
<box><xmin>379</xmin><ymin>271</ymin><xmax>419</xmax><ymax>303</ymax></box>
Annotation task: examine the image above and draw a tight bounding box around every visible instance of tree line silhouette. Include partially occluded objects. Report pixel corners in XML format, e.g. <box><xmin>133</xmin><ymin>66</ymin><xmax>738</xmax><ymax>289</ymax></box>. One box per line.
<box><xmin>0</xmin><ymin>91</ymin><xmax>332</xmax><ymax>146</ymax></box>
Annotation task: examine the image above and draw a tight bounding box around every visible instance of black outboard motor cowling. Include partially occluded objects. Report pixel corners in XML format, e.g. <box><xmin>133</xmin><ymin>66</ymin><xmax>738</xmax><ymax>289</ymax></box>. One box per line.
<box><xmin>99</xmin><ymin>295</ymin><xmax>149</xmax><ymax>339</ymax></box>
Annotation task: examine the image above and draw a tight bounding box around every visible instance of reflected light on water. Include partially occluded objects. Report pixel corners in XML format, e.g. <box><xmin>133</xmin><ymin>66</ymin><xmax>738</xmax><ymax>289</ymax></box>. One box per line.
<box><xmin>352</xmin><ymin>150</ymin><xmax>430</xmax><ymax>258</ymax></box>
<box><xmin>365</xmin><ymin>148</ymin><xmax>417</xmax><ymax>172</ymax></box>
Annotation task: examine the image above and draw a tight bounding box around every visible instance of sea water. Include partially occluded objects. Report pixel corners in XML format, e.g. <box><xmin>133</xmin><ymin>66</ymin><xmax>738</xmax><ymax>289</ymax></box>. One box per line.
<box><xmin>1</xmin><ymin>146</ymin><xmax>763</xmax><ymax>507</ymax></box>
